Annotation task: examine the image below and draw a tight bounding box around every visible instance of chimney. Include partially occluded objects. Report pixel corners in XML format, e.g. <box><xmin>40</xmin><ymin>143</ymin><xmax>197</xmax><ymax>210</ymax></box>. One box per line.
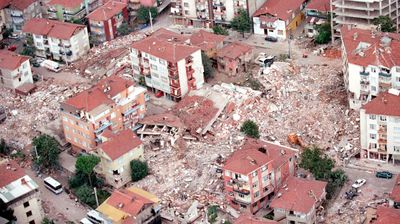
<box><xmin>280</xmin><ymin>149</ymin><xmax>286</xmax><ymax>155</ymax></box>
<box><xmin>21</xmin><ymin>178</ymin><xmax>27</xmax><ymax>185</ymax></box>
<box><xmin>382</xmin><ymin>96</ymin><xmax>388</xmax><ymax>104</ymax></box>
<box><xmin>6</xmin><ymin>163</ymin><xmax>11</xmax><ymax>170</ymax></box>
<box><xmin>353</xmin><ymin>32</ymin><xmax>358</xmax><ymax>40</ymax></box>
<box><xmin>118</xmin><ymin>203</ymin><xmax>124</xmax><ymax>208</ymax></box>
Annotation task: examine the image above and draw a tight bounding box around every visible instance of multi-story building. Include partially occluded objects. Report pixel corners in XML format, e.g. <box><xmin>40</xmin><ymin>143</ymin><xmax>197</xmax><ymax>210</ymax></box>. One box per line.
<box><xmin>47</xmin><ymin>0</ymin><xmax>87</xmax><ymax>22</ymax></box>
<box><xmin>86</xmin><ymin>0</ymin><xmax>128</xmax><ymax>44</ymax></box>
<box><xmin>360</xmin><ymin>90</ymin><xmax>400</xmax><ymax>163</ymax></box>
<box><xmin>0</xmin><ymin>160</ymin><xmax>44</xmax><ymax>224</ymax></box>
<box><xmin>270</xmin><ymin>177</ymin><xmax>327</xmax><ymax>224</ymax></box>
<box><xmin>22</xmin><ymin>18</ymin><xmax>90</xmax><ymax>63</ymax></box>
<box><xmin>0</xmin><ymin>50</ymin><xmax>33</xmax><ymax>90</ymax></box>
<box><xmin>0</xmin><ymin>1</ymin><xmax>9</xmax><ymax>40</ymax></box>
<box><xmin>217</xmin><ymin>41</ymin><xmax>252</xmax><ymax>76</ymax></box>
<box><xmin>130</xmin><ymin>31</ymin><xmax>205</xmax><ymax>101</ymax></box>
<box><xmin>97</xmin><ymin>129</ymin><xmax>144</xmax><ymax>188</ymax></box>
<box><xmin>223</xmin><ymin>139</ymin><xmax>297</xmax><ymax>214</ymax></box>
<box><xmin>60</xmin><ymin>75</ymin><xmax>147</xmax><ymax>152</ymax></box>
<box><xmin>304</xmin><ymin>0</ymin><xmax>331</xmax><ymax>38</ymax></box>
<box><xmin>341</xmin><ymin>27</ymin><xmax>400</xmax><ymax>109</ymax></box>
<box><xmin>4</xmin><ymin>0</ymin><xmax>42</xmax><ymax>32</ymax></box>
<box><xmin>170</xmin><ymin>0</ymin><xmax>267</xmax><ymax>28</ymax></box>
<box><xmin>189</xmin><ymin>29</ymin><xmax>226</xmax><ymax>61</ymax></box>
<box><xmin>389</xmin><ymin>174</ymin><xmax>400</xmax><ymax>208</ymax></box>
<box><xmin>253</xmin><ymin>0</ymin><xmax>306</xmax><ymax>39</ymax></box>
<box><xmin>333</xmin><ymin>0</ymin><xmax>400</xmax><ymax>34</ymax></box>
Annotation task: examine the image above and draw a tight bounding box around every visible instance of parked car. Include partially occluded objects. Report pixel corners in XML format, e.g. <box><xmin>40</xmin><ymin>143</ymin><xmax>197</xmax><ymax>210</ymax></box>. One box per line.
<box><xmin>32</xmin><ymin>74</ymin><xmax>41</xmax><ymax>82</ymax></box>
<box><xmin>345</xmin><ymin>188</ymin><xmax>358</xmax><ymax>200</ymax></box>
<box><xmin>41</xmin><ymin>59</ymin><xmax>61</xmax><ymax>72</ymax></box>
<box><xmin>8</xmin><ymin>33</ymin><xmax>20</xmax><ymax>40</ymax></box>
<box><xmin>30</xmin><ymin>59</ymin><xmax>40</xmax><ymax>67</ymax></box>
<box><xmin>352</xmin><ymin>179</ymin><xmax>366</xmax><ymax>188</ymax></box>
<box><xmin>265</xmin><ymin>36</ymin><xmax>278</xmax><ymax>42</ymax></box>
<box><xmin>7</xmin><ymin>45</ymin><xmax>16</xmax><ymax>51</ymax></box>
<box><xmin>376</xmin><ymin>171</ymin><xmax>393</xmax><ymax>179</ymax></box>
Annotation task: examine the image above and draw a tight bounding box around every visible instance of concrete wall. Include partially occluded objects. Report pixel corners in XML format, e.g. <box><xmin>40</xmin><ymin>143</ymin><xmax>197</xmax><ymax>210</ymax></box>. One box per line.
<box><xmin>11</xmin><ymin>191</ymin><xmax>43</xmax><ymax>224</ymax></box>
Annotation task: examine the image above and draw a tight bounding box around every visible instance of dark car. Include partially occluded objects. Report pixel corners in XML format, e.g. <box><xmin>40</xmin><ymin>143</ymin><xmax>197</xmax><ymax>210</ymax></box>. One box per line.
<box><xmin>376</xmin><ymin>171</ymin><xmax>393</xmax><ymax>179</ymax></box>
<box><xmin>30</xmin><ymin>59</ymin><xmax>40</xmax><ymax>67</ymax></box>
<box><xmin>345</xmin><ymin>188</ymin><xmax>358</xmax><ymax>200</ymax></box>
<box><xmin>7</xmin><ymin>45</ymin><xmax>16</xmax><ymax>51</ymax></box>
<box><xmin>265</xmin><ymin>36</ymin><xmax>278</xmax><ymax>42</ymax></box>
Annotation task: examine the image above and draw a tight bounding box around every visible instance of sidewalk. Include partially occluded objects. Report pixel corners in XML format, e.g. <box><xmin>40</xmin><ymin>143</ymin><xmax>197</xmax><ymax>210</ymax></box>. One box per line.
<box><xmin>346</xmin><ymin>158</ymin><xmax>400</xmax><ymax>174</ymax></box>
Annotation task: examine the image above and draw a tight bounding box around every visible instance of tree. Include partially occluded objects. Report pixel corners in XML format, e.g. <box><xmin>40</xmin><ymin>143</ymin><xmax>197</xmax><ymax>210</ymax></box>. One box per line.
<box><xmin>315</xmin><ymin>23</ymin><xmax>331</xmax><ymax>44</ymax></box>
<box><xmin>75</xmin><ymin>155</ymin><xmax>100</xmax><ymax>187</ymax></box>
<box><xmin>32</xmin><ymin>135</ymin><xmax>61</xmax><ymax>170</ymax></box>
<box><xmin>130</xmin><ymin>159</ymin><xmax>148</xmax><ymax>182</ymax></box>
<box><xmin>42</xmin><ymin>217</ymin><xmax>55</xmax><ymax>224</ymax></box>
<box><xmin>212</xmin><ymin>25</ymin><xmax>229</xmax><ymax>36</ymax></box>
<box><xmin>20</xmin><ymin>46</ymin><xmax>36</xmax><ymax>57</ymax></box>
<box><xmin>207</xmin><ymin>205</ymin><xmax>218</xmax><ymax>223</ymax></box>
<box><xmin>0</xmin><ymin>138</ymin><xmax>10</xmax><ymax>155</ymax></box>
<box><xmin>0</xmin><ymin>199</ymin><xmax>15</xmax><ymax>222</ymax></box>
<box><xmin>373</xmin><ymin>16</ymin><xmax>396</xmax><ymax>32</ymax></box>
<box><xmin>117</xmin><ymin>22</ymin><xmax>131</xmax><ymax>36</ymax></box>
<box><xmin>137</xmin><ymin>6</ymin><xmax>158</xmax><ymax>24</ymax></box>
<box><xmin>3</xmin><ymin>29</ymin><xmax>12</xmax><ymax>39</ymax></box>
<box><xmin>240</xmin><ymin>120</ymin><xmax>260</xmax><ymax>138</ymax></box>
<box><xmin>230</xmin><ymin>8</ymin><xmax>251</xmax><ymax>37</ymax></box>
<box><xmin>75</xmin><ymin>184</ymin><xmax>97</xmax><ymax>207</ymax></box>
<box><xmin>201</xmin><ymin>52</ymin><xmax>214</xmax><ymax>80</ymax></box>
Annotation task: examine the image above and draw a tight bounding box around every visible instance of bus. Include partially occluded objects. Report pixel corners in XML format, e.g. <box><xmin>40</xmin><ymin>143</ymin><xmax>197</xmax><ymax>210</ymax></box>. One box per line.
<box><xmin>43</xmin><ymin>177</ymin><xmax>63</xmax><ymax>194</ymax></box>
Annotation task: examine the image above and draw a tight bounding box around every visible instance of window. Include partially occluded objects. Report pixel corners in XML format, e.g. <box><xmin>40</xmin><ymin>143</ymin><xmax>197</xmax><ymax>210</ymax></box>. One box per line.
<box><xmin>184</xmin><ymin>2</ymin><xmax>189</xmax><ymax>7</ymax></box>
<box><xmin>369</xmin><ymin>115</ymin><xmax>376</xmax><ymax>120</ymax></box>
<box><xmin>159</xmin><ymin>59</ymin><xmax>165</xmax><ymax>65</ymax></box>
<box><xmin>252</xmin><ymin>171</ymin><xmax>257</xmax><ymax>177</ymax></box>
<box><xmin>65</xmin><ymin>126</ymin><xmax>69</xmax><ymax>131</ymax></box>
<box><xmin>254</xmin><ymin>191</ymin><xmax>260</xmax><ymax>198</ymax></box>
<box><xmin>150</xmin><ymin>56</ymin><xmax>156</xmax><ymax>61</ymax></box>
<box><xmin>370</xmin><ymin>134</ymin><xmax>376</xmax><ymax>140</ymax></box>
<box><xmin>29</xmin><ymin>221</ymin><xmax>35</xmax><ymax>224</ymax></box>
<box><xmin>26</xmin><ymin>211</ymin><xmax>32</xmax><ymax>217</ymax></box>
<box><xmin>63</xmin><ymin>117</ymin><xmax>68</xmax><ymax>122</ymax></box>
<box><xmin>238</xmin><ymin>193</ymin><xmax>244</xmax><ymax>198</ymax></box>
<box><xmin>151</xmin><ymin>64</ymin><xmax>158</xmax><ymax>71</ymax></box>
<box><xmin>23</xmin><ymin>201</ymin><xmax>30</xmax><ymax>208</ymax></box>
<box><xmin>261</xmin><ymin>166</ymin><xmax>267</xmax><ymax>172</ymax></box>
<box><xmin>184</xmin><ymin>10</ymin><xmax>189</xmax><ymax>15</ymax></box>
<box><xmin>252</xmin><ymin>182</ymin><xmax>258</xmax><ymax>188</ymax></box>
<box><xmin>371</xmin><ymin>86</ymin><xmax>377</xmax><ymax>91</ymax></box>
<box><xmin>370</xmin><ymin>124</ymin><xmax>376</xmax><ymax>129</ymax></box>
<box><xmin>370</xmin><ymin>143</ymin><xmax>377</xmax><ymax>149</ymax></box>
<box><xmin>380</xmin><ymin>116</ymin><xmax>387</xmax><ymax>122</ymax></box>
<box><xmin>394</xmin><ymin>146</ymin><xmax>400</xmax><ymax>152</ymax></box>
<box><xmin>263</xmin><ymin>175</ymin><xmax>268</xmax><ymax>182</ymax></box>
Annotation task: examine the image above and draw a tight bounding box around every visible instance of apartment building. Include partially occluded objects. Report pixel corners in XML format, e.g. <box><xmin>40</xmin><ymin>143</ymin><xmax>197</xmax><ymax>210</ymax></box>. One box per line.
<box><xmin>270</xmin><ymin>177</ymin><xmax>327</xmax><ymax>224</ymax></box>
<box><xmin>333</xmin><ymin>0</ymin><xmax>399</xmax><ymax>33</ymax></box>
<box><xmin>217</xmin><ymin>41</ymin><xmax>252</xmax><ymax>76</ymax></box>
<box><xmin>4</xmin><ymin>0</ymin><xmax>42</xmax><ymax>32</ymax></box>
<box><xmin>0</xmin><ymin>2</ymin><xmax>8</xmax><ymax>40</ymax></box>
<box><xmin>47</xmin><ymin>0</ymin><xmax>87</xmax><ymax>22</ymax></box>
<box><xmin>96</xmin><ymin>186</ymin><xmax>161</xmax><ymax>223</ymax></box>
<box><xmin>389</xmin><ymin>174</ymin><xmax>400</xmax><ymax>208</ymax></box>
<box><xmin>60</xmin><ymin>75</ymin><xmax>147</xmax><ymax>152</ymax></box>
<box><xmin>22</xmin><ymin>18</ymin><xmax>90</xmax><ymax>63</ymax></box>
<box><xmin>234</xmin><ymin>214</ymin><xmax>278</xmax><ymax>224</ymax></box>
<box><xmin>223</xmin><ymin>138</ymin><xmax>297</xmax><ymax>214</ymax></box>
<box><xmin>360</xmin><ymin>90</ymin><xmax>400</xmax><ymax>163</ymax></box>
<box><xmin>130</xmin><ymin>32</ymin><xmax>205</xmax><ymax>101</ymax></box>
<box><xmin>97</xmin><ymin>129</ymin><xmax>144</xmax><ymax>188</ymax></box>
<box><xmin>341</xmin><ymin>27</ymin><xmax>400</xmax><ymax>109</ymax></box>
<box><xmin>0</xmin><ymin>160</ymin><xmax>43</xmax><ymax>224</ymax></box>
<box><xmin>86</xmin><ymin>0</ymin><xmax>128</xmax><ymax>44</ymax></box>
<box><xmin>0</xmin><ymin>50</ymin><xmax>33</xmax><ymax>90</ymax></box>
<box><xmin>253</xmin><ymin>0</ymin><xmax>306</xmax><ymax>39</ymax></box>
<box><xmin>304</xmin><ymin>0</ymin><xmax>331</xmax><ymax>37</ymax></box>
<box><xmin>170</xmin><ymin>0</ymin><xmax>267</xmax><ymax>28</ymax></box>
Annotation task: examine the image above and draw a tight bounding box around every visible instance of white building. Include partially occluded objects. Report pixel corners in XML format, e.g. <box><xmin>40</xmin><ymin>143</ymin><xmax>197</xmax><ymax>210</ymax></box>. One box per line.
<box><xmin>360</xmin><ymin>89</ymin><xmax>400</xmax><ymax>163</ymax></box>
<box><xmin>0</xmin><ymin>160</ymin><xmax>43</xmax><ymax>224</ymax></box>
<box><xmin>0</xmin><ymin>50</ymin><xmax>33</xmax><ymax>89</ymax></box>
<box><xmin>22</xmin><ymin>18</ymin><xmax>90</xmax><ymax>63</ymax></box>
<box><xmin>130</xmin><ymin>29</ymin><xmax>205</xmax><ymax>101</ymax></box>
<box><xmin>341</xmin><ymin>27</ymin><xmax>400</xmax><ymax>110</ymax></box>
<box><xmin>4</xmin><ymin>0</ymin><xmax>42</xmax><ymax>32</ymax></box>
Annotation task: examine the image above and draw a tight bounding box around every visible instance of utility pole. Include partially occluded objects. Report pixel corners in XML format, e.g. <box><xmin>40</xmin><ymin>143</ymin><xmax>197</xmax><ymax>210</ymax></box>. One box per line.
<box><xmin>330</xmin><ymin>0</ymin><xmax>334</xmax><ymax>44</ymax></box>
<box><xmin>149</xmin><ymin>10</ymin><xmax>154</xmax><ymax>32</ymax></box>
<box><xmin>288</xmin><ymin>32</ymin><xmax>291</xmax><ymax>59</ymax></box>
<box><xmin>94</xmin><ymin>187</ymin><xmax>99</xmax><ymax>207</ymax></box>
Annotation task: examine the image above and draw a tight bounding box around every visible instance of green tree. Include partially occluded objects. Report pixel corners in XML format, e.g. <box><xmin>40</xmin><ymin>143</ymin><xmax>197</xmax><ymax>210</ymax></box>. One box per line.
<box><xmin>240</xmin><ymin>120</ymin><xmax>260</xmax><ymax>138</ymax></box>
<box><xmin>315</xmin><ymin>23</ymin><xmax>331</xmax><ymax>44</ymax></box>
<box><xmin>207</xmin><ymin>205</ymin><xmax>218</xmax><ymax>223</ymax></box>
<box><xmin>75</xmin><ymin>155</ymin><xmax>100</xmax><ymax>187</ymax></box>
<box><xmin>138</xmin><ymin>76</ymin><xmax>146</xmax><ymax>86</ymax></box>
<box><xmin>230</xmin><ymin>8</ymin><xmax>251</xmax><ymax>38</ymax></box>
<box><xmin>130</xmin><ymin>159</ymin><xmax>148</xmax><ymax>182</ymax></box>
<box><xmin>75</xmin><ymin>184</ymin><xmax>97</xmax><ymax>207</ymax></box>
<box><xmin>137</xmin><ymin>6</ymin><xmax>158</xmax><ymax>24</ymax></box>
<box><xmin>117</xmin><ymin>22</ymin><xmax>131</xmax><ymax>36</ymax></box>
<box><xmin>0</xmin><ymin>138</ymin><xmax>10</xmax><ymax>155</ymax></box>
<box><xmin>3</xmin><ymin>29</ymin><xmax>12</xmax><ymax>39</ymax></box>
<box><xmin>32</xmin><ymin>135</ymin><xmax>61</xmax><ymax>170</ymax></box>
<box><xmin>42</xmin><ymin>217</ymin><xmax>55</xmax><ymax>224</ymax></box>
<box><xmin>0</xmin><ymin>199</ymin><xmax>15</xmax><ymax>222</ymax></box>
<box><xmin>373</xmin><ymin>16</ymin><xmax>396</xmax><ymax>32</ymax></box>
<box><xmin>20</xmin><ymin>46</ymin><xmax>36</xmax><ymax>57</ymax></box>
<box><xmin>212</xmin><ymin>25</ymin><xmax>229</xmax><ymax>36</ymax></box>
<box><xmin>201</xmin><ymin>52</ymin><xmax>214</xmax><ymax>80</ymax></box>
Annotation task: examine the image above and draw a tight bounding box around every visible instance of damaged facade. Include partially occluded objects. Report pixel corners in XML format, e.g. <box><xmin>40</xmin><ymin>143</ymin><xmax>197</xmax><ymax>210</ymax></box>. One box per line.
<box><xmin>0</xmin><ymin>50</ymin><xmax>33</xmax><ymax>90</ymax></box>
<box><xmin>217</xmin><ymin>42</ymin><xmax>252</xmax><ymax>76</ymax></box>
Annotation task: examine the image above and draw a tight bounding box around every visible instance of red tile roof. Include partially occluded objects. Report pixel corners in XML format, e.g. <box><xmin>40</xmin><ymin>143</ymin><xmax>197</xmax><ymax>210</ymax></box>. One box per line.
<box><xmin>224</xmin><ymin>138</ymin><xmax>296</xmax><ymax>175</ymax></box>
<box><xmin>270</xmin><ymin>177</ymin><xmax>327</xmax><ymax>213</ymax></box>
<box><xmin>86</xmin><ymin>0</ymin><xmax>126</xmax><ymax>21</ymax></box>
<box><xmin>0</xmin><ymin>50</ymin><xmax>30</xmax><ymax>70</ymax></box>
<box><xmin>0</xmin><ymin>160</ymin><xmax>25</xmax><ymax>188</ymax></box>
<box><xmin>374</xmin><ymin>206</ymin><xmax>400</xmax><ymax>224</ymax></box>
<box><xmin>48</xmin><ymin>0</ymin><xmax>83</xmax><ymax>8</ymax></box>
<box><xmin>131</xmin><ymin>36</ymin><xmax>200</xmax><ymax>63</ymax></box>
<box><xmin>341</xmin><ymin>27</ymin><xmax>400</xmax><ymax>68</ymax></box>
<box><xmin>362</xmin><ymin>91</ymin><xmax>400</xmax><ymax>116</ymax></box>
<box><xmin>0</xmin><ymin>0</ymin><xmax>10</xmax><ymax>9</ymax></box>
<box><xmin>106</xmin><ymin>188</ymin><xmax>153</xmax><ymax>216</ymax></box>
<box><xmin>23</xmin><ymin>18</ymin><xmax>86</xmax><ymax>40</ymax></box>
<box><xmin>234</xmin><ymin>214</ymin><xmax>278</xmax><ymax>224</ymax></box>
<box><xmin>253</xmin><ymin>0</ymin><xmax>305</xmax><ymax>20</ymax></box>
<box><xmin>9</xmin><ymin>0</ymin><xmax>35</xmax><ymax>11</ymax></box>
<box><xmin>217</xmin><ymin>42</ymin><xmax>252</xmax><ymax>60</ymax></box>
<box><xmin>150</xmin><ymin>28</ymin><xmax>189</xmax><ymax>43</ymax></box>
<box><xmin>306</xmin><ymin>0</ymin><xmax>331</xmax><ymax>12</ymax></box>
<box><xmin>189</xmin><ymin>30</ymin><xmax>226</xmax><ymax>52</ymax></box>
<box><xmin>390</xmin><ymin>175</ymin><xmax>400</xmax><ymax>202</ymax></box>
<box><xmin>99</xmin><ymin>129</ymin><xmax>142</xmax><ymax>161</ymax></box>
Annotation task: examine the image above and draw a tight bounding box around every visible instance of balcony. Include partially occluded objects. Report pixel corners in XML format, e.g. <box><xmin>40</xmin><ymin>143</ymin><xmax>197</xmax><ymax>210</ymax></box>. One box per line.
<box><xmin>379</xmin><ymin>72</ymin><xmax>391</xmax><ymax>78</ymax></box>
<box><xmin>360</xmin><ymin>71</ymin><xmax>369</xmax><ymax>76</ymax></box>
<box><xmin>123</xmin><ymin>104</ymin><xmax>140</xmax><ymax>116</ymax></box>
<box><xmin>378</xmin><ymin>138</ymin><xmax>387</xmax><ymax>144</ymax></box>
<box><xmin>168</xmin><ymin>62</ymin><xmax>178</xmax><ymax>71</ymax></box>
<box><xmin>169</xmin><ymin>70</ymin><xmax>179</xmax><ymax>79</ymax></box>
<box><xmin>233</xmin><ymin>196</ymin><xmax>251</xmax><ymax>205</ymax></box>
<box><xmin>378</xmin><ymin>125</ymin><xmax>387</xmax><ymax>133</ymax></box>
<box><xmin>170</xmin><ymin>79</ymin><xmax>180</xmax><ymax>87</ymax></box>
<box><xmin>90</xmin><ymin>22</ymin><xmax>104</xmax><ymax>28</ymax></box>
<box><xmin>170</xmin><ymin>88</ymin><xmax>182</xmax><ymax>97</ymax></box>
<box><xmin>94</xmin><ymin>121</ymin><xmax>112</xmax><ymax>134</ymax></box>
<box><xmin>233</xmin><ymin>184</ymin><xmax>250</xmax><ymax>195</ymax></box>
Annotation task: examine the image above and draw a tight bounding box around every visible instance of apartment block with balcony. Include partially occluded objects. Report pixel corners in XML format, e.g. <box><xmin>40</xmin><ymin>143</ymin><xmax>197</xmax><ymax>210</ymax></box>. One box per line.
<box><xmin>130</xmin><ymin>31</ymin><xmax>205</xmax><ymax>101</ymax></box>
<box><xmin>0</xmin><ymin>50</ymin><xmax>32</xmax><ymax>90</ymax></box>
<box><xmin>4</xmin><ymin>0</ymin><xmax>42</xmax><ymax>32</ymax></box>
<box><xmin>22</xmin><ymin>18</ymin><xmax>90</xmax><ymax>63</ymax></box>
<box><xmin>47</xmin><ymin>0</ymin><xmax>87</xmax><ymax>22</ymax></box>
<box><xmin>223</xmin><ymin>139</ymin><xmax>297</xmax><ymax>214</ymax></box>
<box><xmin>0</xmin><ymin>160</ymin><xmax>44</xmax><ymax>224</ymax></box>
<box><xmin>86</xmin><ymin>0</ymin><xmax>128</xmax><ymax>44</ymax></box>
<box><xmin>60</xmin><ymin>75</ymin><xmax>147</xmax><ymax>152</ymax></box>
<box><xmin>360</xmin><ymin>90</ymin><xmax>400</xmax><ymax>163</ymax></box>
<box><xmin>341</xmin><ymin>27</ymin><xmax>400</xmax><ymax>109</ymax></box>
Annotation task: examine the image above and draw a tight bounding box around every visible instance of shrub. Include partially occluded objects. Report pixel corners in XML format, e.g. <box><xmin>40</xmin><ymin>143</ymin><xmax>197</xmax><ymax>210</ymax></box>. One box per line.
<box><xmin>130</xmin><ymin>160</ymin><xmax>148</xmax><ymax>182</ymax></box>
<box><xmin>207</xmin><ymin>205</ymin><xmax>218</xmax><ymax>223</ymax></box>
<box><xmin>240</xmin><ymin>120</ymin><xmax>260</xmax><ymax>138</ymax></box>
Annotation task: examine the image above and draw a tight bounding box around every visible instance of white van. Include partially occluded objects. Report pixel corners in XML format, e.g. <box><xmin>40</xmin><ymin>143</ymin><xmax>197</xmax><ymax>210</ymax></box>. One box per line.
<box><xmin>41</xmin><ymin>60</ymin><xmax>61</xmax><ymax>73</ymax></box>
<box><xmin>43</xmin><ymin>176</ymin><xmax>63</xmax><ymax>194</ymax></box>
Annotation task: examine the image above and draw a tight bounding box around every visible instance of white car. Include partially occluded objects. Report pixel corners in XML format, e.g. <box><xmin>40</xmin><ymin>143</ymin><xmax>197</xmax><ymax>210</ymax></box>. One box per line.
<box><xmin>352</xmin><ymin>179</ymin><xmax>366</xmax><ymax>188</ymax></box>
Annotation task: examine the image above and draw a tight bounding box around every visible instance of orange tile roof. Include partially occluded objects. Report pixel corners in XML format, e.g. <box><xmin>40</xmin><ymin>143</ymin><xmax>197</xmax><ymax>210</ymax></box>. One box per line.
<box><xmin>48</xmin><ymin>0</ymin><xmax>83</xmax><ymax>8</ymax></box>
<box><xmin>217</xmin><ymin>42</ymin><xmax>252</xmax><ymax>59</ymax></box>
<box><xmin>390</xmin><ymin>175</ymin><xmax>400</xmax><ymax>202</ymax></box>
<box><xmin>99</xmin><ymin>129</ymin><xmax>142</xmax><ymax>161</ymax></box>
<box><xmin>0</xmin><ymin>160</ymin><xmax>25</xmax><ymax>188</ymax></box>
<box><xmin>0</xmin><ymin>0</ymin><xmax>10</xmax><ymax>9</ymax></box>
<box><xmin>106</xmin><ymin>188</ymin><xmax>154</xmax><ymax>216</ymax></box>
<box><xmin>87</xmin><ymin>0</ymin><xmax>126</xmax><ymax>21</ymax></box>
<box><xmin>306</xmin><ymin>0</ymin><xmax>331</xmax><ymax>12</ymax></box>
<box><xmin>253</xmin><ymin>0</ymin><xmax>306</xmax><ymax>20</ymax></box>
<box><xmin>362</xmin><ymin>91</ymin><xmax>400</xmax><ymax>116</ymax></box>
<box><xmin>189</xmin><ymin>30</ymin><xmax>226</xmax><ymax>52</ymax></box>
<box><xmin>341</xmin><ymin>27</ymin><xmax>400</xmax><ymax>68</ymax></box>
<box><xmin>150</xmin><ymin>28</ymin><xmax>189</xmax><ymax>43</ymax></box>
<box><xmin>9</xmin><ymin>0</ymin><xmax>35</xmax><ymax>10</ymax></box>
<box><xmin>23</xmin><ymin>18</ymin><xmax>86</xmax><ymax>40</ymax></box>
<box><xmin>270</xmin><ymin>177</ymin><xmax>327</xmax><ymax>213</ymax></box>
<box><xmin>224</xmin><ymin>138</ymin><xmax>296</xmax><ymax>175</ymax></box>
<box><xmin>234</xmin><ymin>214</ymin><xmax>278</xmax><ymax>224</ymax></box>
<box><xmin>0</xmin><ymin>50</ymin><xmax>30</xmax><ymax>70</ymax></box>
<box><xmin>374</xmin><ymin>206</ymin><xmax>400</xmax><ymax>224</ymax></box>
